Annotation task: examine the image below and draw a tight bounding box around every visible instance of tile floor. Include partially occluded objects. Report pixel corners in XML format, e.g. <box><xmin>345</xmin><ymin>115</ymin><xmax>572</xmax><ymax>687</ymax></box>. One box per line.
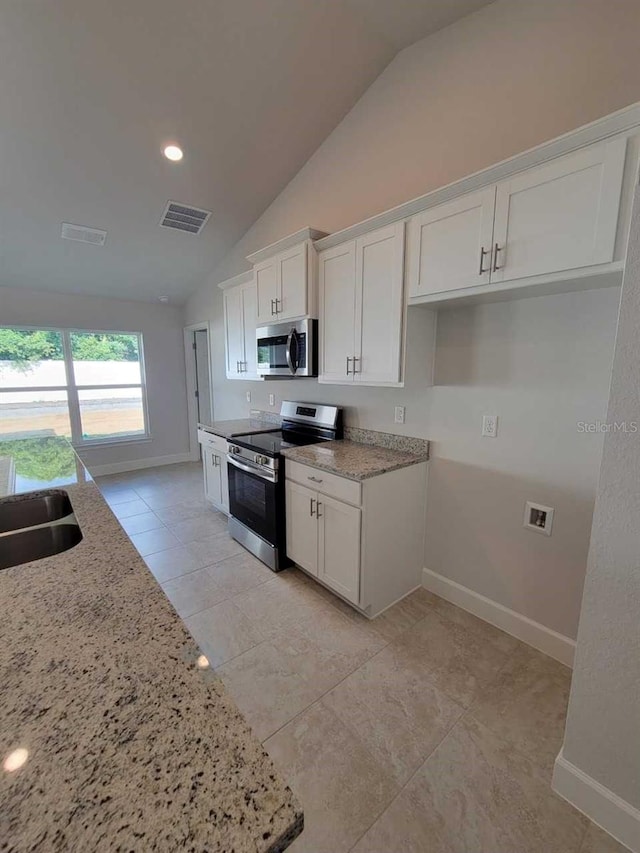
<box><xmin>96</xmin><ymin>462</ymin><xmax>628</xmax><ymax>853</ymax></box>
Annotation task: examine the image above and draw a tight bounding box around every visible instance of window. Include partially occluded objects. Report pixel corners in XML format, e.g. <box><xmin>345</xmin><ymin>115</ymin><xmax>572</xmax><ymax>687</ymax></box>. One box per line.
<box><xmin>0</xmin><ymin>327</ymin><xmax>149</xmax><ymax>445</ymax></box>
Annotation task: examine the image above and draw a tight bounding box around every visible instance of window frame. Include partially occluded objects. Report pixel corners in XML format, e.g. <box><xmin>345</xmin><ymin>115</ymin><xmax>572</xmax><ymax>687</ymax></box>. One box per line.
<box><xmin>0</xmin><ymin>325</ymin><xmax>151</xmax><ymax>447</ymax></box>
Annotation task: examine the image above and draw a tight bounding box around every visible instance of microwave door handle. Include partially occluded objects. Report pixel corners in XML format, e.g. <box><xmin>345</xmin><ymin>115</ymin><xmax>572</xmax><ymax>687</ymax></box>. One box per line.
<box><xmin>285</xmin><ymin>328</ymin><xmax>298</xmax><ymax>375</ymax></box>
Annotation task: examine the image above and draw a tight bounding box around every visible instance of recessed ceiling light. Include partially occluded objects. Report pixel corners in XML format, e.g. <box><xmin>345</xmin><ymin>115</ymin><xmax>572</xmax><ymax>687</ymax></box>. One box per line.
<box><xmin>163</xmin><ymin>144</ymin><xmax>183</xmax><ymax>162</ymax></box>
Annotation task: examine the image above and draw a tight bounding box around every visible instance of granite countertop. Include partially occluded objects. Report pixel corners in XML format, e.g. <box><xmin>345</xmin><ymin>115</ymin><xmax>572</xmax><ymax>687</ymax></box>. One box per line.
<box><xmin>0</xmin><ymin>439</ymin><xmax>302</xmax><ymax>851</ymax></box>
<box><xmin>282</xmin><ymin>439</ymin><xmax>429</xmax><ymax>481</ymax></box>
<box><xmin>198</xmin><ymin>419</ymin><xmax>278</xmax><ymax>440</ymax></box>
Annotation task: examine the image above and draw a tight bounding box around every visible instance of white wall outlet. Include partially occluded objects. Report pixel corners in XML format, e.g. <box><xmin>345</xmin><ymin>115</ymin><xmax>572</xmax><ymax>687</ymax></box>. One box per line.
<box><xmin>269</xmin><ymin>393</ymin><xmax>275</xmax><ymax>406</ymax></box>
<box><xmin>482</xmin><ymin>414</ymin><xmax>498</xmax><ymax>437</ymax></box>
<box><xmin>246</xmin><ymin>391</ymin><xmax>251</xmax><ymax>403</ymax></box>
<box><xmin>523</xmin><ymin>501</ymin><xmax>554</xmax><ymax>536</ymax></box>
<box><xmin>394</xmin><ymin>406</ymin><xmax>405</xmax><ymax>424</ymax></box>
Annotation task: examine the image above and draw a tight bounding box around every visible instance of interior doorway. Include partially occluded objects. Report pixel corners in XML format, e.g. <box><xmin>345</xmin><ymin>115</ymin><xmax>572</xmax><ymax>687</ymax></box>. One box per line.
<box><xmin>184</xmin><ymin>323</ymin><xmax>213</xmax><ymax>460</ymax></box>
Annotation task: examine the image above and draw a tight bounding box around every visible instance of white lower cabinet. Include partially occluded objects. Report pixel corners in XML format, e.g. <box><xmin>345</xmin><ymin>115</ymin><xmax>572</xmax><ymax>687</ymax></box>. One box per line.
<box><xmin>285</xmin><ymin>458</ymin><xmax>427</xmax><ymax>616</ymax></box>
<box><xmin>317</xmin><ymin>494</ymin><xmax>361</xmax><ymax>604</ymax></box>
<box><xmin>285</xmin><ymin>480</ymin><xmax>319</xmax><ymax>576</ymax></box>
<box><xmin>198</xmin><ymin>429</ymin><xmax>229</xmax><ymax>514</ymax></box>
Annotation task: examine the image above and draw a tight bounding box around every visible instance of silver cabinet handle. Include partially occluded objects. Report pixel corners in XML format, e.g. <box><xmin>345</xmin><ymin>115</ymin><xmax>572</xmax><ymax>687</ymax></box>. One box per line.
<box><xmin>308</xmin><ymin>476</ymin><xmax>323</xmax><ymax>483</ymax></box>
<box><xmin>479</xmin><ymin>246</ymin><xmax>490</xmax><ymax>275</ymax></box>
<box><xmin>271</xmin><ymin>299</ymin><xmax>276</xmax><ymax>315</ymax></box>
<box><xmin>492</xmin><ymin>243</ymin><xmax>503</xmax><ymax>272</ymax></box>
<box><xmin>346</xmin><ymin>356</ymin><xmax>352</xmax><ymax>375</ymax></box>
<box><xmin>316</xmin><ymin>501</ymin><xmax>323</xmax><ymax>519</ymax></box>
<box><xmin>310</xmin><ymin>497</ymin><xmax>316</xmax><ymax>517</ymax></box>
<box><xmin>275</xmin><ymin>298</ymin><xmax>281</xmax><ymax>313</ymax></box>
<box><xmin>352</xmin><ymin>356</ymin><xmax>361</xmax><ymax>374</ymax></box>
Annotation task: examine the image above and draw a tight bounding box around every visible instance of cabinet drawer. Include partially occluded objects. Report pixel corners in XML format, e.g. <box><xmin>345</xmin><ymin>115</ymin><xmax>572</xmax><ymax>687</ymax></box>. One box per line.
<box><xmin>197</xmin><ymin>429</ymin><xmax>228</xmax><ymax>454</ymax></box>
<box><xmin>286</xmin><ymin>460</ymin><xmax>361</xmax><ymax>506</ymax></box>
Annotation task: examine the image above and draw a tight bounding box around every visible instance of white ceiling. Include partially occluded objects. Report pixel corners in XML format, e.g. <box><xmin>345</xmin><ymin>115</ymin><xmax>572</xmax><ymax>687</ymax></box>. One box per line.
<box><xmin>0</xmin><ymin>0</ymin><xmax>494</xmax><ymax>304</ymax></box>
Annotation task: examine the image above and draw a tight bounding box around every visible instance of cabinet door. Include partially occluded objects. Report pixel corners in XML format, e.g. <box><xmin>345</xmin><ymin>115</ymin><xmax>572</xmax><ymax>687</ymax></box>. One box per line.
<box><xmin>203</xmin><ymin>448</ymin><xmax>223</xmax><ymax>508</ymax></box>
<box><xmin>224</xmin><ymin>286</ymin><xmax>245</xmax><ymax>379</ymax></box>
<box><xmin>277</xmin><ymin>243</ymin><xmax>308</xmax><ymax>320</ymax></box>
<box><xmin>241</xmin><ymin>283</ymin><xmax>258</xmax><ymax>379</ymax></box>
<box><xmin>318</xmin><ymin>495</ymin><xmax>361</xmax><ymax>605</ymax></box>
<box><xmin>285</xmin><ymin>480</ymin><xmax>318</xmax><ymax>575</ymax></box>
<box><xmin>255</xmin><ymin>259</ymin><xmax>278</xmax><ymax>325</ymax></box>
<box><xmin>318</xmin><ymin>241</ymin><xmax>356</xmax><ymax>383</ymax></box>
<box><xmin>407</xmin><ymin>188</ymin><xmax>496</xmax><ymax>297</ymax></box>
<box><xmin>354</xmin><ymin>222</ymin><xmax>405</xmax><ymax>385</ymax></box>
<box><xmin>491</xmin><ymin>137</ymin><xmax>627</xmax><ymax>283</ymax></box>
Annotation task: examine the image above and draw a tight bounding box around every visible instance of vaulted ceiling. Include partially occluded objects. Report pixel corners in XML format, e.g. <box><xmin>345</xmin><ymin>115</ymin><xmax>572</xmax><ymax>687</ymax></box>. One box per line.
<box><xmin>0</xmin><ymin>0</ymin><xmax>493</xmax><ymax>303</ymax></box>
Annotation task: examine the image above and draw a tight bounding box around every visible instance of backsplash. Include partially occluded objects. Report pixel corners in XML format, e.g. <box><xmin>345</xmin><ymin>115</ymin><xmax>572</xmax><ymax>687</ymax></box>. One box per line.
<box><xmin>343</xmin><ymin>426</ymin><xmax>430</xmax><ymax>458</ymax></box>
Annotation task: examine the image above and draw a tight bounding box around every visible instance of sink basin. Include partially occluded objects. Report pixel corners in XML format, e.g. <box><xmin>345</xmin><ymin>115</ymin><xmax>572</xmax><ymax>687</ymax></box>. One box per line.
<box><xmin>0</xmin><ymin>523</ymin><xmax>83</xmax><ymax>570</ymax></box>
<box><xmin>0</xmin><ymin>492</ymin><xmax>73</xmax><ymax>534</ymax></box>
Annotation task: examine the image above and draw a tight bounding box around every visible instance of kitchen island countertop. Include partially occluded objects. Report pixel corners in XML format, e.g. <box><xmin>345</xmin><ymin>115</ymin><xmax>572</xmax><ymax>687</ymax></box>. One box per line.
<box><xmin>0</xmin><ymin>437</ymin><xmax>303</xmax><ymax>852</ymax></box>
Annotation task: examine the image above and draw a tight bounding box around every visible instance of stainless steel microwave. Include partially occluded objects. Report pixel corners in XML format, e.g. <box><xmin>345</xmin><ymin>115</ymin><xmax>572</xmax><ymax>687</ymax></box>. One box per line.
<box><xmin>256</xmin><ymin>318</ymin><xmax>317</xmax><ymax>377</ymax></box>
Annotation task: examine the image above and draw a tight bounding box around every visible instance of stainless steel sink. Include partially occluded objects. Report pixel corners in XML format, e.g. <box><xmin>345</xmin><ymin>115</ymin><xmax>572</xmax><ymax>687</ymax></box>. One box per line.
<box><xmin>0</xmin><ymin>492</ymin><xmax>74</xmax><ymax>534</ymax></box>
<box><xmin>0</xmin><ymin>523</ymin><xmax>83</xmax><ymax>570</ymax></box>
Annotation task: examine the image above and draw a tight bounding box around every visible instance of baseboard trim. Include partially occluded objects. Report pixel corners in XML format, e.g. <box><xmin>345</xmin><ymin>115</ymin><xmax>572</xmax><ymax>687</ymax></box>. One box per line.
<box><xmin>87</xmin><ymin>452</ymin><xmax>194</xmax><ymax>477</ymax></box>
<box><xmin>422</xmin><ymin>567</ymin><xmax>575</xmax><ymax>667</ymax></box>
<box><xmin>553</xmin><ymin>750</ymin><xmax>639</xmax><ymax>852</ymax></box>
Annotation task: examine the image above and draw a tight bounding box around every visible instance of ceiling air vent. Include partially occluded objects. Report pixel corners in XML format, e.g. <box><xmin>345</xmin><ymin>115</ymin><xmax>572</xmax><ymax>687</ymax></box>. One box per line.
<box><xmin>61</xmin><ymin>223</ymin><xmax>107</xmax><ymax>245</ymax></box>
<box><xmin>160</xmin><ymin>201</ymin><xmax>211</xmax><ymax>235</ymax></box>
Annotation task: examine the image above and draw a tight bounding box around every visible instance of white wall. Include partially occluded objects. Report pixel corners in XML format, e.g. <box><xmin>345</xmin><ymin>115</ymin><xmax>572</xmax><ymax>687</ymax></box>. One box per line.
<box><xmin>0</xmin><ymin>286</ymin><xmax>191</xmax><ymax>471</ymax></box>
<box><xmin>555</xmin><ymin>187</ymin><xmax>640</xmax><ymax>841</ymax></box>
<box><xmin>185</xmin><ymin>0</ymin><xmax>640</xmax><ymax>639</ymax></box>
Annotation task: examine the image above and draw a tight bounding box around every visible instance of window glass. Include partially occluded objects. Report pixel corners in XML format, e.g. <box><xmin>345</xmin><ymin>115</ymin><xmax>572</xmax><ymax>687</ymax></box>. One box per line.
<box><xmin>0</xmin><ymin>329</ymin><xmax>66</xmax><ymax>387</ymax></box>
<box><xmin>70</xmin><ymin>332</ymin><xmax>142</xmax><ymax>385</ymax></box>
<box><xmin>0</xmin><ymin>389</ymin><xmax>71</xmax><ymax>439</ymax></box>
<box><xmin>78</xmin><ymin>388</ymin><xmax>145</xmax><ymax>441</ymax></box>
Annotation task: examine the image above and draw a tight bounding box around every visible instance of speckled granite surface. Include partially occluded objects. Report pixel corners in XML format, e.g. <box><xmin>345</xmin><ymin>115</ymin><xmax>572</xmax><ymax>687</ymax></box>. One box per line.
<box><xmin>282</xmin><ymin>439</ymin><xmax>428</xmax><ymax>481</ymax></box>
<box><xmin>0</xmin><ymin>447</ymin><xmax>302</xmax><ymax>851</ymax></box>
<box><xmin>198</xmin><ymin>418</ymin><xmax>278</xmax><ymax>439</ymax></box>
<box><xmin>343</xmin><ymin>427</ymin><xmax>430</xmax><ymax>458</ymax></box>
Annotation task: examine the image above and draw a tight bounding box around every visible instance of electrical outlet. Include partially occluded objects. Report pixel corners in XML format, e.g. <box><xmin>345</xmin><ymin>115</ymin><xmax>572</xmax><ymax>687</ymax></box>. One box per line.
<box><xmin>394</xmin><ymin>406</ymin><xmax>405</xmax><ymax>424</ymax></box>
<box><xmin>269</xmin><ymin>393</ymin><xmax>275</xmax><ymax>406</ymax></box>
<box><xmin>523</xmin><ymin>501</ymin><xmax>554</xmax><ymax>536</ymax></box>
<box><xmin>482</xmin><ymin>414</ymin><xmax>498</xmax><ymax>437</ymax></box>
<box><xmin>246</xmin><ymin>391</ymin><xmax>251</xmax><ymax>403</ymax></box>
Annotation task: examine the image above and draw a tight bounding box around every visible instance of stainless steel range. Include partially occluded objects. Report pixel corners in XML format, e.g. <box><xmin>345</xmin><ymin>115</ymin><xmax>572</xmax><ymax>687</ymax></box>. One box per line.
<box><xmin>227</xmin><ymin>401</ymin><xmax>343</xmax><ymax>571</ymax></box>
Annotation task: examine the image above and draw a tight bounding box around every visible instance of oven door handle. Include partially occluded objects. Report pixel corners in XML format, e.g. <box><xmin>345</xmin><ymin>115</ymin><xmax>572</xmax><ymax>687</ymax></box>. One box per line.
<box><xmin>285</xmin><ymin>328</ymin><xmax>298</xmax><ymax>375</ymax></box>
<box><xmin>227</xmin><ymin>453</ymin><xmax>277</xmax><ymax>483</ymax></box>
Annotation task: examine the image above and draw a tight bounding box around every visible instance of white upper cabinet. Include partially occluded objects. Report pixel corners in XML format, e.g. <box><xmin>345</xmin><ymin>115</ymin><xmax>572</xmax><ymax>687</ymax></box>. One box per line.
<box><xmin>407</xmin><ymin>188</ymin><xmax>496</xmax><ymax>297</ymax></box>
<box><xmin>248</xmin><ymin>228</ymin><xmax>327</xmax><ymax>326</ymax></box>
<box><xmin>319</xmin><ymin>222</ymin><xmax>405</xmax><ymax>386</ymax></box>
<box><xmin>223</xmin><ymin>278</ymin><xmax>260</xmax><ymax>380</ymax></box>
<box><xmin>491</xmin><ymin>137</ymin><xmax>627</xmax><ymax>282</ymax></box>
<box><xmin>254</xmin><ymin>259</ymin><xmax>279</xmax><ymax>326</ymax></box>
<box><xmin>406</xmin><ymin>136</ymin><xmax>629</xmax><ymax>304</ymax></box>
<box><xmin>318</xmin><ymin>241</ymin><xmax>357</xmax><ymax>382</ymax></box>
<box><xmin>355</xmin><ymin>223</ymin><xmax>405</xmax><ymax>384</ymax></box>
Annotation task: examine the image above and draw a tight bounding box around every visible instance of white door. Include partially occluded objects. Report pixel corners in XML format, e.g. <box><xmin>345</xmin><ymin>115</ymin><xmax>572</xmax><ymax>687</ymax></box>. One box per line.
<box><xmin>193</xmin><ymin>329</ymin><xmax>212</xmax><ymax>423</ymax></box>
<box><xmin>203</xmin><ymin>448</ymin><xmax>223</xmax><ymax>507</ymax></box>
<box><xmin>224</xmin><ymin>286</ymin><xmax>245</xmax><ymax>378</ymax></box>
<box><xmin>318</xmin><ymin>241</ymin><xmax>357</xmax><ymax>383</ymax></box>
<box><xmin>277</xmin><ymin>243</ymin><xmax>308</xmax><ymax>320</ymax></box>
<box><xmin>285</xmin><ymin>480</ymin><xmax>318</xmax><ymax>575</ymax></box>
<box><xmin>491</xmin><ymin>137</ymin><xmax>627</xmax><ymax>282</ymax></box>
<box><xmin>355</xmin><ymin>222</ymin><xmax>405</xmax><ymax>385</ymax></box>
<box><xmin>318</xmin><ymin>495</ymin><xmax>361</xmax><ymax>605</ymax></box>
<box><xmin>255</xmin><ymin>259</ymin><xmax>278</xmax><ymax>325</ymax></box>
<box><xmin>407</xmin><ymin>188</ymin><xmax>496</xmax><ymax>297</ymax></box>
<box><xmin>241</xmin><ymin>283</ymin><xmax>258</xmax><ymax>378</ymax></box>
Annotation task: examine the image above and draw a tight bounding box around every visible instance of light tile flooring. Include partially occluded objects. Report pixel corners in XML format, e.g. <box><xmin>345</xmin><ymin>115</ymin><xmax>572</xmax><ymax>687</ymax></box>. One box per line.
<box><xmin>97</xmin><ymin>463</ymin><xmax>628</xmax><ymax>853</ymax></box>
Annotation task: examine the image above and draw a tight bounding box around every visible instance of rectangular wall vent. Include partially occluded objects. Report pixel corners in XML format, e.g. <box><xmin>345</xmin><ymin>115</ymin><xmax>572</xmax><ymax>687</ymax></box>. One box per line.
<box><xmin>160</xmin><ymin>201</ymin><xmax>211</xmax><ymax>235</ymax></box>
<box><xmin>61</xmin><ymin>223</ymin><xmax>107</xmax><ymax>245</ymax></box>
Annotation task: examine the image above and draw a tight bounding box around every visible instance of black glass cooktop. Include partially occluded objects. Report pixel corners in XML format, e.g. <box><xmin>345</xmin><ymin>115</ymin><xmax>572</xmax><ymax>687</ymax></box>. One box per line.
<box><xmin>232</xmin><ymin>430</ymin><xmax>328</xmax><ymax>457</ymax></box>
